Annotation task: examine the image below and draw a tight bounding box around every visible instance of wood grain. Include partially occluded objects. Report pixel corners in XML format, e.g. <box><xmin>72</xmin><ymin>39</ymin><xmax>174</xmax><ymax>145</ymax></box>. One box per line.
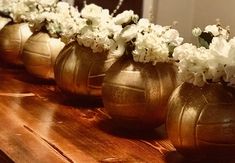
<box><xmin>0</xmin><ymin>62</ymin><xmax>234</xmax><ymax>163</ymax></box>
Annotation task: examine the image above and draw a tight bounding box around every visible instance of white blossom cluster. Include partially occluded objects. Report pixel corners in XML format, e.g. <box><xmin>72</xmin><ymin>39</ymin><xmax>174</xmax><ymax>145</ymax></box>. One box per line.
<box><xmin>26</xmin><ymin>1</ymin><xmax>86</xmax><ymax>40</ymax></box>
<box><xmin>0</xmin><ymin>0</ymin><xmax>85</xmax><ymax>40</ymax></box>
<box><xmin>173</xmin><ymin>37</ymin><xmax>235</xmax><ymax>87</ymax></box>
<box><xmin>192</xmin><ymin>24</ymin><xmax>230</xmax><ymax>39</ymax></box>
<box><xmin>113</xmin><ymin>18</ymin><xmax>183</xmax><ymax>65</ymax></box>
<box><xmin>24</xmin><ymin>0</ymin><xmax>58</xmax><ymax>33</ymax></box>
<box><xmin>108</xmin><ymin>10</ymin><xmax>139</xmax><ymax>56</ymax></box>
<box><xmin>0</xmin><ymin>0</ymin><xmax>61</xmax><ymax>23</ymax></box>
<box><xmin>44</xmin><ymin>2</ymin><xmax>86</xmax><ymax>41</ymax></box>
<box><xmin>192</xmin><ymin>23</ymin><xmax>230</xmax><ymax>48</ymax></box>
<box><xmin>57</xmin><ymin>3</ymin><xmax>87</xmax><ymax>42</ymax></box>
<box><xmin>77</xmin><ymin>4</ymin><xmax>139</xmax><ymax>54</ymax></box>
<box><xmin>0</xmin><ymin>0</ymin><xmax>32</xmax><ymax>23</ymax></box>
<box><xmin>0</xmin><ymin>1</ymin><xmax>141</xmax><ymax>54</ymax></box>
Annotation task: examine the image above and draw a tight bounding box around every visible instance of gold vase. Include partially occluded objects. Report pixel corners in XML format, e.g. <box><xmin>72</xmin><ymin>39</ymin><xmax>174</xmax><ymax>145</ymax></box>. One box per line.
<box><xmin>0</xmin><ymin>16</ymin><xmax>11</xmax><ymax>31</ymax></box>
<box><xmin>0</xmin><ymin>23</ymin><xmax>32</xmax><ymax>65</ymax></box>
<box><xmin>54</xmin><ymin>41</ymin><xmax>118</xmax><ymax>97</ymax></box>
<box><xmin>22</xmin><ymin>32</ymin><xmax>65</xmax><ymax>79</ymax></box>
<box><xmin>166</xmin><ymin>82</ymin><xmax>235</xmax><ymax>159</ymax></box>
<box><xmin>102</xmin><ymin>56</ymin><xmax>178</xmax><ymax>129</ymax></box>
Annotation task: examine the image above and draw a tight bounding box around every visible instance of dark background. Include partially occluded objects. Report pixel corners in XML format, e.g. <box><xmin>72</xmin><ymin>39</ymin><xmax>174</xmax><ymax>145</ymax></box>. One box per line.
<box><xmin>75</xmin><ymin>0</ymin><xmax>143</xmax><ymax>17</ymax></box>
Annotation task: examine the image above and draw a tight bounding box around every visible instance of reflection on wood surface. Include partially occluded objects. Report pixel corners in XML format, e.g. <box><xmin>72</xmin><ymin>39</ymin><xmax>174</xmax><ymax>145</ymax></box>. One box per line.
<box><xmin>0</xmin><ymin>61</ymin><xmax>234</xmax><ymax>163</ymax></box>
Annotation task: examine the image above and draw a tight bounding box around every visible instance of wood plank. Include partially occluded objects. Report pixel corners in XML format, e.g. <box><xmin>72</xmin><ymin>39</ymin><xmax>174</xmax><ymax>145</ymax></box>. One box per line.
<box><xmin>1</xmin><ymin>63</ymin><xmax>235</xmax><ymax>163</ymax></box>
<box><xmin>0</xmin><ymin>102</ymin><xmax>69</xmax><ymax>163</ymax></box>
<box><xmin>0</xmin><ymin>65</ymin><xmax>169</xmax><ymax>162</ymax></box>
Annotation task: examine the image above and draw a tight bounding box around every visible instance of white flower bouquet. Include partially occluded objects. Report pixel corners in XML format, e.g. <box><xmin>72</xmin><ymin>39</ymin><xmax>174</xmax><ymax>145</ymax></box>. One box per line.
<box><xmin>26</xmin><ymin>0</ymin><xmax>86</xmax><ymax>41</ymax></box>
<box><xmin>101</xmin><ymin>14</ymin><xmax>183</xmax><ymax>129</ymax></box>
<box><xmin>173</xmin><ymin>36</ymin><xmax>235</xmax><ymax>87</ymax></box>
<box><xmin>113</xmin><ymin>18</ymin><xmax>183</xmax><ymax>65</ymax></box>
<box><xmin>75</xmin><ymin>4</ymin><xmax>139</xmax><ymax>54</ymax></box>
<box><xmin>0</xmin><ymin>0</ymin><xmax>27</xmax><ymax>23</ymax></box>
<box><xmin>0</xmin><ymin>0</ymin><xmax>53</xmax><ymax>23</ymax></box>
<box><xmin>192</xmin><ymin>21</ymin><xmax>230</xmax><ymax>48</ymax></box>
<box><xmin>0</xmin><ymin>0</ymin><xmax>35</xmax><ymax>28</ymax></box>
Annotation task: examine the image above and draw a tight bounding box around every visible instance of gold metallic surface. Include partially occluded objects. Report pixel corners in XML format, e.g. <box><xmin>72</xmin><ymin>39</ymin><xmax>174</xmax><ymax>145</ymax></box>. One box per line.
<box><xmin>0</xmin><ymin>16</ymin><xmax>11</xmax><ymax>31</ymax></box>
<box><xmin>0</xmin><ymin>23</ymin><xmax>32</xmax><ymax>65</ymax></box>
<box><xmin>166</xmin><ymin>82</ymin><xmax>235</xmax><ymax>158</ymax></box>
<box><xmin>102</xmin><ymin>56</ymin><xmax>178</xmax><ymax>129</ymax></box>
<box><xmin>22</xmin><ymin>32</ymin><xmax>65</xmax><ymax>79</ymax></box>
<box><xmin>54</xmin><ymin>41</ymin><xmax>118</xmax><ymax>97</ymax></box>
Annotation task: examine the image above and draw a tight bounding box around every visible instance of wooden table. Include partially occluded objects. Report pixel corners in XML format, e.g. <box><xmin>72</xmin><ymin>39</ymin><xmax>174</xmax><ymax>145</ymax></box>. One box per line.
<box><xmin>0</xmin><ymin>62</ymin><xmax>234</xmax><ymax>163</ymax></box>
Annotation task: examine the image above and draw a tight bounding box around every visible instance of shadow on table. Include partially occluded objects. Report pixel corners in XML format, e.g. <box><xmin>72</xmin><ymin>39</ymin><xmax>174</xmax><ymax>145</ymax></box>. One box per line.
<box><xmin>0</xmin><ymin>149</ymin><xmax>14</xmax><ymax>163</ymax></box>
<box><xmin>0</xmin><ymin>60</ymin><xmax>24</xmax><ymax>69</ymax></box>
<box><xmin>0</xmin><ymin>60</ymin><xmax>102</xmax><ymax>108</ymax></box>
<box><xmin>13</xmin><ymin>70</ymin><xmax>56</xmax><ymax>85</ymax></box>
<box><xmin>164</xmin><ymin>151</ymin><xmax>235</xmax><ymax>163</ymax></box>
<box><xmin>43</xmin><ymin>87</ymin><xmax>104</xmax><ymax>108</ymax></box>
<box><xmin>97</xmin><ymin>118</ymin><xmax>167</xmax><ymax>140</ymax></box>
<box><xmin>0</xmin><ymin>60</ymin><xmax>55</xmax><ymax>85</ymax></box>
<box><xmin>0</xmin><ymin>60</ymin><xmax>106</xmax><ymax>110</ymax></box>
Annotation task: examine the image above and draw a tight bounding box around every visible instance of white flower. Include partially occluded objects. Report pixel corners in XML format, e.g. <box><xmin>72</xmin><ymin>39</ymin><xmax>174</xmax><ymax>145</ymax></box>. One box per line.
<box><xmin>200</xmin><ymin>24</ymin><xmax>229</xmax><ymax>39</ymax></box>
<box><xmin>173</xmin><ymin>43</ymin><xmax>212</xmax><ymax>86</ymax></box>
<box><xmin>192</xmin><ymin>27</ymin><xmax>202</xmax><ymax>37</ymax></box>
<box><xmin>205</xmin><ymin>25</ymin><xmax>221</xmax><ymax>36</ymax></box>
<box><xmin>209</xmin><ymin>37</ymin><xmax>230</xmax><ymax>61</ymax></box>
<box><xmin>173</xmin><ymin>37</ymin><xmax>235</xmax><ymax>87</ymax></box>
<box><xmin>113</xmin><ymin>10</ymin><xmax>138</xmax><ymax>25</ymax></box>
<box><xmin>162</xmin><ymin>29</ymin><xmax>183</xmax><ymax>47</ymax></box>
<box><xmin>81</xmin><ymin>4</ymin><xmax>103</xmax><ymax>19</ymax></box>
<box><xmin>192</xmin><ymin>23</ymin><xmax>230</xmax><ymax>49</ymax></box>
<box><xmin>25</xmin><ymin>1</ymin><xmax>86</xmax><ymax>41</ymax></box>
<box><xmin>112</xmin><ymin>18</ymin><xmax>183</xmax><ymax>64</ymax></box>
<box><xmin>117</xmin><ymin>18</ymin><xmax>183</xmax><ymax>64</ymax></box>
<box><xmin>81</xmin><ymin>4</ymin><xmax>111</xmax><ymax>27</ymax></box>
<box><xmin>136</xmin><ymin>18</ymin><xmax>151</xmax><ymax>30</ymax></box>
<box><xmin>109</xmin><ymin>40</ymin><xmax>126</xmax><ymax>57</ymax></box>
<box><xmin>48</xmin><ymin>2</ymin><xmax>86</xmax><ymax>40</ymax></box>
<box><xmin>133</xmin><ymin>36</ymin><xmax>170</xmax><ymax>64</ymax></box>
<box><xmin>77</xmin><ymin>4</ymin><xmax>133</xmax><ymax>54</ymax></box>
<box><xmin>77</xmin><ymin>24</ymin><xmax>116</xmax><ymax>53</ymax></box>
<box><xmin>120</xmin><ymin>24</ymin><xmax>138</xmax><ymax>42</ymax></box>
<box><xmin>0</xmin><ymin>0</ymin><xmax>28</xmax><ymax>23</ymax></box>
<box><xmin>0</xmin><ymin>0</ymin><xmax>59</xmax><ymax>23</ymax></box>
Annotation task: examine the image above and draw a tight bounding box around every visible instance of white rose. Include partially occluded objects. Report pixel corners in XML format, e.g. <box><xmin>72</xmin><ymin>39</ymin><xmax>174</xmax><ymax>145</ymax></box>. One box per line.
<box><xmin>120</xmin><ymin>24</ymin><xmax>138</xmax><ymax>42</ymax></box>
<box><xmin>209</xmin><ymin>37</ymin><xmax>230</xmax><ymax>60</ymax></box>
<box><xmin>81</xmin><ymin>4</ymin><xmax>102</xmax><ymax>19</ymax></box>
<box><xmin>114</xmin><ymin>10</ymin><xmax>138</xmax><ymax>25</ymax></box>
<box><xmin>163</xmin><ymin>29</ymin><xmax>183</xmax><ymax>46</ymax></box>
<box><xmin>136</xmin><ymin>18</ymin><xmax>151</xmax><ymax>30</ymax></box>
<box><xmin>109</xmin><ymin>40</ymin><xmax>126</xmax><ymax>57</ymax></box>
<box><xmin>81</xmin><ymin>4</ymin><xmax>111</xmax><ymax>26</ymax></box>
<box><xmin>205</xmin><ymin>25</ymin><xmax>220</xmax><ymax>36</ymax></box>
<box><xmin>192</xmin><ymin>27</ymin><xmax>202</xmax><ymax>37</ymax></box>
